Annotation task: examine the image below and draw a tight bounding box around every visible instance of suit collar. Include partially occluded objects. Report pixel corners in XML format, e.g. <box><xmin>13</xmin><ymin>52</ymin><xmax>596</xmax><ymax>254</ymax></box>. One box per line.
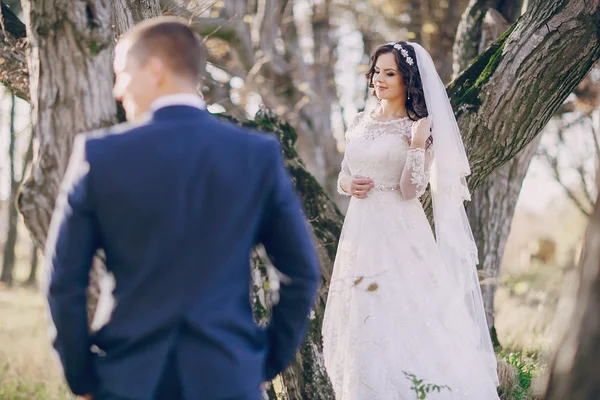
<box><xmin>151</xmin><ymin>104</ymin><xmax>208</xmax><ymax>121</ymax></box>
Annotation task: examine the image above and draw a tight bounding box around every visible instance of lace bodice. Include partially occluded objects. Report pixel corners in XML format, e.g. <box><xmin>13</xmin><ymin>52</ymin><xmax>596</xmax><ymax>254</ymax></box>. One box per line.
<box><xmin>338</xmin><ymin>112</ymin><xmax>433</xmax><ymax>200</ymax></box>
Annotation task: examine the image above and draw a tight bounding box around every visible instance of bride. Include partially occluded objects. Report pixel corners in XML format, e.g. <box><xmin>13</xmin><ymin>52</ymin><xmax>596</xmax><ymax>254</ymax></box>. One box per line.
<box><xmin>322</xmin><ymin>42</ymin><xmax>500</xmax><ymax>399</ymax></box>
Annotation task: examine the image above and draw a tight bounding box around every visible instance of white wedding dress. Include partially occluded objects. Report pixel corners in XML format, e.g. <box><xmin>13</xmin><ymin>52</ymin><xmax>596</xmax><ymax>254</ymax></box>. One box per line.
<box><xmin>322</xmin><ymin>111</ymin><xmax>500</xmax><ymax>400</ymax></box>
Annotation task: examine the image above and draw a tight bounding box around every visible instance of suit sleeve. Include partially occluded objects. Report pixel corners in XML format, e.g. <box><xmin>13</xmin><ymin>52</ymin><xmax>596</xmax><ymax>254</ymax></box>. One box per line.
<box><xmin>43</xmin><ymin>135</ymin><xmax>99</xmax><ymax>395</ymax></box>
<box><xmin>258</xmin><ymin>139</ymin><xmax>320</xmax><ymax>381</ymax></box>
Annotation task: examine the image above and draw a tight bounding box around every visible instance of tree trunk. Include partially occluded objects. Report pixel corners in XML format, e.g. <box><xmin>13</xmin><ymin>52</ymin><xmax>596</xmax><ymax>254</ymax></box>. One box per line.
<box><xmin>18</xmin><ymin>0</ymin><xmax>117</xmax><ymax>249</ymax></box>
<box><xmin>1</xmin><ymin>94</ymin><xmax>19</xmax><ymax>285</ymax></box>
<box><xmin>543</xmin><ymin>178</ymin><xmax>600</xmax><ymax>399</ymax></box>
<box><xmin>407</xmin><ymin>0</ymin><xmax>423</xmax><ymax>43</ymax></box>
<box><xmin>18</xmin><ymin>0</ymin><xmax>117</xmax><ymax>322</ymax></box>
<box><xmin>239</xmin><ymin>109</ymin><xmax>340</xmax><ymax>399</ymax></box>
<box><xmin>308</xmin><ymin>0</ymin><xmax>342</xmax><ymax>204</ymax></box>
<box><xmin>466</xmin><ymin>137</ymin><xmax>540</xmax><ymax>344</ymax></box>
<box><xmin>26</xmin><ymin>242</ymin><xmax>39</xmax><ymax>286</ymax></box>
<box><xmin>454</xmin><ymin>0</ymin><xmax>527</xmax><ymax>346</ymax></box>
<box><xmin>112</xmin><ymin>0</ymin><xmax>161</xmax><ymax>37</ymax></box>
<box><xmin>426</xmin><ymin>0</ymin><xmax>470</xmax><ymax>83</ymax></box>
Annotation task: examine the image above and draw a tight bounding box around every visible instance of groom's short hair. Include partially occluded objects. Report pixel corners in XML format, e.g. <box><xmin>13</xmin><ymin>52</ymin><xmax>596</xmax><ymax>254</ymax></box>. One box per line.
<box><xmin>120</xmin><ymin>16</ymin><xmax>205</xmax><ymax>81</ymax></box>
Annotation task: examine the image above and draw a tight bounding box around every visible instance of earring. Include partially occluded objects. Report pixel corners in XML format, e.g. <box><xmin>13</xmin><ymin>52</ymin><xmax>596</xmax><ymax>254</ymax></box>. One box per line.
<box><xmin>407</xmin><ymin>93</ymin><xmax>411</xmax><ymax>100</ymax></box>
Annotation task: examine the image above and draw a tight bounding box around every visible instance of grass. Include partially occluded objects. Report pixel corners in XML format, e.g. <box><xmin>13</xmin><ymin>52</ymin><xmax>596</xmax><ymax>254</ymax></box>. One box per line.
<box><xmin>0</xmin><ymin>283</ymin><xmax>552</xmax><ymax>400</ymax></box>
<box><xmin>0</xmin><ymin>284</ymin><xmax>74</xmax><ymax>400</ymax></box>
<box><xmin>497</xmin><ymin>349</ymin><xmax>546</xmax><ymax>400</ymax></box>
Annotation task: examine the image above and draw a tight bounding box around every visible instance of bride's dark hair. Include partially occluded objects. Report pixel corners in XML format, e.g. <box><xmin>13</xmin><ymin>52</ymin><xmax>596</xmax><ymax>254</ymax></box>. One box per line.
<box><xmin>366</xmin><ymin>42</ymin><xmax>429</xmax><ymax>122</ymax></box>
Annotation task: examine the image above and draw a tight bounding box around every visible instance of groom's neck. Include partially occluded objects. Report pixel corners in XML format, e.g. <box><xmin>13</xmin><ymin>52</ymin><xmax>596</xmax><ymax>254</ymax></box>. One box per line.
<box><xmin>153</xmin><ymin>75</ymin><xmax>200</xmax><ymax>99</ymax></box>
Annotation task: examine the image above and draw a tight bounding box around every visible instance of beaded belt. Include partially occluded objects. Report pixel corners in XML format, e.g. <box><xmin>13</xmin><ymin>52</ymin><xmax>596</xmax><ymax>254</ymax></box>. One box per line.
<box><xmin>373</xmin><ymin>183</ymin><xmax>401</xmax><ymax>192</ymax></box>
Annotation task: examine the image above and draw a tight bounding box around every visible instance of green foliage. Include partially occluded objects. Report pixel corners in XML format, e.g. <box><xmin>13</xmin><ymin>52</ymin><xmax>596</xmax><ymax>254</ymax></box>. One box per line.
<box><xmin>403</xmin><ymin>371</ymin><xmax>452</xmax><ymax>399</ymax></box>
<box><xmin>88</xmin><ymin>40</ymin><xmax>101</xmax><ymax>55</ymax></box>
<box><xmin>497</xmin><ymin>349</ymin><xmax>541</xmax><ymax>399</ymax></box>
<box><xmin>447</xmin><ymin>24</ymin><xmax>516</xmax><ymax>117</ymax></box>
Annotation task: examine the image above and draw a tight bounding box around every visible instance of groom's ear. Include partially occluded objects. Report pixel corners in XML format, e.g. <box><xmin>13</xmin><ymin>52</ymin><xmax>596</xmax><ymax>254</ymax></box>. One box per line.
<box><xmin>145</xmin><ymin>57</ymin><xmax>169</xmax><ymax>86</ymax></box>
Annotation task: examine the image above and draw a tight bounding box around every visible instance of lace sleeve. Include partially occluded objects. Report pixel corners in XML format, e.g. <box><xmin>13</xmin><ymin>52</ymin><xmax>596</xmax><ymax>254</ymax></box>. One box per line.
<box><xmin>337</xmin><ymin>112</ymin><xmax>364</xmax><ymax>196</ymax></box>
<box><xmin>400</xmin><ymin>147</ymin><xmax>434</xmax><ymax>200</ymax></box>
<box><xmin>338</xmin><ymin>153</ymin><xmax>352</xmax><ymax>196</ymax></box>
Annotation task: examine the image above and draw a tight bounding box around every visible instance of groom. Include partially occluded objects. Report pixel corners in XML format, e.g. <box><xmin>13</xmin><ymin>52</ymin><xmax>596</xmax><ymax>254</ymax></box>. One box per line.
<box><xmin>43</xmin><ymin>16</ymin><xmax>320</xmax><ymax>400</ymax></box>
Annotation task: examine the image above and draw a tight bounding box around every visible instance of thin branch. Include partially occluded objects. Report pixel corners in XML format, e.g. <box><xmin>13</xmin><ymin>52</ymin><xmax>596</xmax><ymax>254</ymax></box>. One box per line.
<box><xmin>188</xmin><ymin>16</ymin><xmax>256</xmax><ymax>70</ymax></box>
<box><xmin>188</xmin><ymin>16</ymin><xmax>239</xmax><ymax>38</ymax></box>
<box><xmin>539</xmin><ymin>147</ymin><xmax>592</xmax><ymax>217</ymax></box>
<box><xmin>206</xmin><ymin>58</ymin><xmax>248</xmax><ymax>80</ymax></box>
<box><xmin>576</xmin><ymin>163</ymin><xmax>595</xmax><ymax>207</ymax></box>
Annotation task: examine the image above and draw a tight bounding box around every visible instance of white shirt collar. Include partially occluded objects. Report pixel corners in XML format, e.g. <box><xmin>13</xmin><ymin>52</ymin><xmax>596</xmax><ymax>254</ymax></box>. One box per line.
<box><xmin>151</xmin><ymin>94</ymin><xmax>207</xmax><ymax>112</ymax></box>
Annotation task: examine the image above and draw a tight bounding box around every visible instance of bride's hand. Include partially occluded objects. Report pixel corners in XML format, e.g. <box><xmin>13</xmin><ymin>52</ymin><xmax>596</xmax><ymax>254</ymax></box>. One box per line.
<box><xmin>350</xmin><ymin>176</ymin><xmax>374</xmax><ymax>199</ymax></box>
<box><xmin>411</xmin><ymin>118</ymin><xmax>431</xmax><ymax>148</ymax></box>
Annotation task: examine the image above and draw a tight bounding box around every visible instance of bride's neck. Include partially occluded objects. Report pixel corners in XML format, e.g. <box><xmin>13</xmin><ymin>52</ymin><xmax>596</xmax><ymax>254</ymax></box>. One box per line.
<box><xmin>377</xmin><ymin>98</ymin><xmax>407</xmax><ymax>119</ymax></box>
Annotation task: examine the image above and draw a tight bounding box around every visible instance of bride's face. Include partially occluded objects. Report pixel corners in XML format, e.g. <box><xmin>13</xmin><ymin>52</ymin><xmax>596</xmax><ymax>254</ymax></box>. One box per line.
<box><xmin>373</xmin><ymin>52</ymin><xmax>406</xmax><ymax>101</ymax></box>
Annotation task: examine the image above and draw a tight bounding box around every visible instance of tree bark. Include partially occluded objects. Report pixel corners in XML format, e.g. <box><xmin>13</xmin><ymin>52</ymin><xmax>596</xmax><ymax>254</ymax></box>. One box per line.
<box><xmin>112</xmin><ymin>0</ymin><xmax>161</xmax><ymax>38</ymax></box>
<box><xmin>1</xmin><ymin>94</ymin><xmax>19</xmax><ymax>285</ymax></box>
<box><xmin>18</xmin><ymin>0</ymin><xmax>117</xmax><ymax>249</ymax></box>
<box><xmin>543</xmin><ymin>177</ymin><xmax>600</xmax><ymax>399</ymax></box>
<box><xmin>0</xmin><ymin>1</ymin><xmax>29</xmax><ymax>100</ymax></box>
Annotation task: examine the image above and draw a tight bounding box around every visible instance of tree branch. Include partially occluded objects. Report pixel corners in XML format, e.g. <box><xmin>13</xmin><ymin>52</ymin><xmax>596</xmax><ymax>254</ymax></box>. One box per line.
<box><xmin>252</xmin><ymin>0</ymin><xmax>290</xmax><ymax>75</ymax></box>
<box><xmin>539</xmin><ymin>147</ymin><xmax>593</xmax><ymax>217</ymax></box>
<box><xmin>453</xmin><ymin>0</ymin><xmax>494</xmax><ymax>79</ymax></box>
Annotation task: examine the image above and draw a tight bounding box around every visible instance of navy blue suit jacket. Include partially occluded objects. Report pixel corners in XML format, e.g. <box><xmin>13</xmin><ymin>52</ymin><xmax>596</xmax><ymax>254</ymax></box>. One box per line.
<box><xmin>44</xmin><ymin>105</ymin><xmax>320</xmax><ymax>399</ymax></box>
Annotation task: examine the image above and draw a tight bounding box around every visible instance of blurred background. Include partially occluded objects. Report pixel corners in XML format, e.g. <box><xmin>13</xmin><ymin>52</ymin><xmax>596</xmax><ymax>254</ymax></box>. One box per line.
<box><xmin>1</xmin><ymin>0</ymin><xmax>599</xmax><ymax>398</ymax></box>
